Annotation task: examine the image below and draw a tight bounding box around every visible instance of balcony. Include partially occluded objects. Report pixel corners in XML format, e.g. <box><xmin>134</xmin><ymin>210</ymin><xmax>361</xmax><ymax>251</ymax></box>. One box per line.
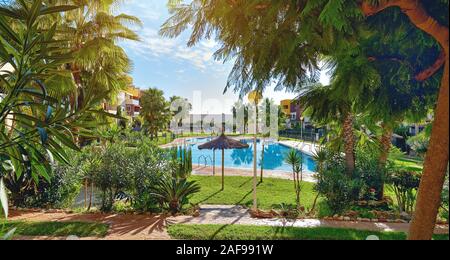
<box><xmin>125</xmin><ymin>98</ymin><xmax>140</xmax><ymax>106</ymax></box>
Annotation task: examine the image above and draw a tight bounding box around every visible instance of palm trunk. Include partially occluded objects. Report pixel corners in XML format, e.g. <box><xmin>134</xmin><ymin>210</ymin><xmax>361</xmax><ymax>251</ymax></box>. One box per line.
<box><xmin>379</xmin><ymin>124</ymin><xmax>393</xmax><ymax>167</ymax></box>
<box><xmin>378</xmin><ymin>124</ymin><xmax>393</xmax><ymax>200</ymax></box>
<box><xmin>342</xmin><ymin>112</ymin><xmax>356</xmax><ymax>175</ymax></box>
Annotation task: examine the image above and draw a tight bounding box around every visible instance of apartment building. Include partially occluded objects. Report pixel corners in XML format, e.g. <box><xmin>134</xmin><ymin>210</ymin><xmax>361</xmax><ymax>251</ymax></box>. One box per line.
<box><xmin>104</xmin><ymin>86</ymin><xmax>142</xmax><ymax>118</ymax></box>
<box><xmin>280</xmin><ymin>99</ymin><xmax>310</xmax><ymax>128</ymax></box>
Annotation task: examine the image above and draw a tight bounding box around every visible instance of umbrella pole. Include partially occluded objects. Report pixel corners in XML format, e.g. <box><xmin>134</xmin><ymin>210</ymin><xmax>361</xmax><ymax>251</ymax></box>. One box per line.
<box><xmin>252</xmin><ymin>104</ymin><xmax>258</xmax><ymax>210</ymax></box>
<box><xmin>260</xmin><ymin>141</ymin><xmax>264</xmax><ymax>183</ymax></box>
<box><xmin>213</xmin><ymin>150</ymin><xmax>216</xmax><ymax>176</ymax></box>
<box><xmin>222</xmin><ymin>149</ymin><xmax>225</xmax><ymax>191</ymax></box>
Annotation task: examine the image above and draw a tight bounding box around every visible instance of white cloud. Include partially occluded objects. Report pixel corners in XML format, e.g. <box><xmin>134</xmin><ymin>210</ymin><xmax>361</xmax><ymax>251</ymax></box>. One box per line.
<box><xmin>123</xmin><ymin>25</ymin><xmax>222</xmax><ymax>71</ymax></box>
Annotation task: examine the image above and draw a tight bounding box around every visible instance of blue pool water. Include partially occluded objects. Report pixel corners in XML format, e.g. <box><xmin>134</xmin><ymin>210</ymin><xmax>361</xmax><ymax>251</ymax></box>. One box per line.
<box><xmin>188</xmin><ymin>138</ymin><xmax>317</xmax><ymax>173</ymax></box>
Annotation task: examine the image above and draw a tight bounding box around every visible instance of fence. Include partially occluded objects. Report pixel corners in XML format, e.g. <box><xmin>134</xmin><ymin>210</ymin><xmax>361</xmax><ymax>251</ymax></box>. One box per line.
<box><xmin>279</xmin><ymin>129</ymin><xmax>326</xmax><ymax>143</ymax></box>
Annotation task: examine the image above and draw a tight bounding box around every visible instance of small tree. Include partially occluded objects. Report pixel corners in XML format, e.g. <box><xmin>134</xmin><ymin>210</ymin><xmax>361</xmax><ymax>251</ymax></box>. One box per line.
<box><xmin>285</xmin><ymin>150</ymin><xmax>303</xmax><ymax>210</ymax></box>
<box><xmin>387</xmin><ymin>170</ymin><xmax>421</xmax><ymax>215</ymax></box>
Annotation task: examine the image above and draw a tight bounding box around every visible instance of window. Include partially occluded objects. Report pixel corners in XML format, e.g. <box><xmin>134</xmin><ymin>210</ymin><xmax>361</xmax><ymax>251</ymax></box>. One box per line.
<box><xmin>291</xmin><ymin>113</ymin><xmax>297</xmax><ymax>120</ymax></box>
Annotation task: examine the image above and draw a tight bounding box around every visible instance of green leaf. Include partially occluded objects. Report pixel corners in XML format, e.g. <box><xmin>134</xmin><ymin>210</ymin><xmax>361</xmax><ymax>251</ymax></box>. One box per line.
<box><xmin>40</xmin><ymin>5</ymin><xmax>79</xmax><ymax>16</ymax></box>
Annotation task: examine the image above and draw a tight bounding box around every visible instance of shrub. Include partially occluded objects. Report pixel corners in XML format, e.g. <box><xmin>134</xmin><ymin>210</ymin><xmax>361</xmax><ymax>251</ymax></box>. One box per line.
<box><xmin>76</xmin><ymin>141</ymin><xmax>173</xmax><ymax>213</ymax></box>
<box><xmin>315</xmin><ymin>165</ymin><xmax>361</xmax><ymax>214</ymax></box>
<box><xmin>355</xmin><ymin>147</ymin><xmax>386</xmax><ymax>201</ymax></box>
<box><xmin>93</xmin><ymin>143</ymin><xmax>134</xmax><ymax>211</ymax></box>
<box><xmin>2</xmin><ymin>149</ymin><xmax>84</xmax><ymax>209</ymax></box>
<box><xmin>406</xmin><ymin>132</ymin><xmax>429</xmax><ymax>158</ymax></box>
<box><xmin>27</xmin><ymin>162</ymin><xmax>83</xmax><ymax>209</ymax></box>
<box><xmin>130</xmin><ymin>143</ymin><xmax>173</xmax><ymax>212</ymax></box>
<box><xmin>313</xmin><ymin>147</ymin><xmax>389</xmax><ymax>214</ymax></box>
<box><xmin>387</xmin><ymin>170</ymin><xmax>421</xmax><ymax>214</ymax></box>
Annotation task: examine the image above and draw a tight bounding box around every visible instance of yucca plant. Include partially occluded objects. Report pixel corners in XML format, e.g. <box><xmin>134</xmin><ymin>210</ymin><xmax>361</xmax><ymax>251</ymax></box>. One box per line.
<box><xmin>285</xmin><ymin>149</ymin><xmax>303</xmax><ymax>211</ymax></box>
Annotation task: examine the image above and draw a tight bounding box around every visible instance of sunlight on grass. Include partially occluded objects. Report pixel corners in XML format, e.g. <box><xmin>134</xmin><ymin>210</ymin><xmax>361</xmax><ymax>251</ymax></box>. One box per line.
<box><xmin>189</xmin><ymin>176</ymin><xmax>322</xmax><ymax>210</ymax></box>
<box><xmin>0</xmin><ymin>221</ymin><xmax>109</xmax><ymax>238</ymax></box>
<box><xmin>168</xmin><ymin>224</ymin><xmax>449</xmax><ymax>240</ymax></box>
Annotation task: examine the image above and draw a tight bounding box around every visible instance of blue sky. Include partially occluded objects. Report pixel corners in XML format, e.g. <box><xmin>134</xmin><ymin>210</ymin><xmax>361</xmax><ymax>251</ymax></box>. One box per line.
<box><xmin>118</xmin><ymin>0</ymin><xmax>329</xmax><ymax>114</ymax></box>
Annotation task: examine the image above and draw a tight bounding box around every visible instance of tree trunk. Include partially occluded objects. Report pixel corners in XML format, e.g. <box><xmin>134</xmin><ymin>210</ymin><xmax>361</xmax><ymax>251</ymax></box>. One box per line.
<box><xmin>378</xmin><ymin>124</ymin><xmax>393</xmax><ymax>200</ymax></box>
<box><xmin>379</xmin><ymin>124</ymin><xmax>393</xmax><ymax>167</ymax></box>
<box><xmin>409</xmin><ymin>56</ymin><xmax>449</xmax><ymax>240</ymax></box>
<box><xmin>362</xmin><ymin>1</ymin><xmax>449</xmax><ymax>239</ymax></box>
<box><xmin>342</xmin><ymin>112</ymin><xmax>356</xmax><ymax>175</ymax></box>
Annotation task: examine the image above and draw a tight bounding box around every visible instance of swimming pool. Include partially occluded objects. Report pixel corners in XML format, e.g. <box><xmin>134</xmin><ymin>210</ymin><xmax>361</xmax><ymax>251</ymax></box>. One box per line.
<box><xmin>187</xmin><ymin>138</ymin><xmax>317</xmax><ymax>173</ymax></box>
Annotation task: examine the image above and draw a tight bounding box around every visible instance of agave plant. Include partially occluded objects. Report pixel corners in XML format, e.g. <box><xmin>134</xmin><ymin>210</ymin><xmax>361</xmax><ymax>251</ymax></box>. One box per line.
<box><xmin>152</xmin><ymin>173</ymin><xmax>200</xmax><ymax>215</ymax></box>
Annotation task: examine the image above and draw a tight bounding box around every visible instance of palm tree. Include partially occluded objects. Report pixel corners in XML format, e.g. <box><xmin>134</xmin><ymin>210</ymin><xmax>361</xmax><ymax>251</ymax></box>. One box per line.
<box><xmin>54</xmin><ymin>0</ymin><xmax>142</xmax><ymax>108</ymax></box>
<box><xmin>298</xmin><ymin>84</ymin><xmax>356</xmax><ymax>175</ymax></box>
<box><xmin>140</xmin><ymin>88</ymin><xmax>171</xmax><ymax>139</ymax></box>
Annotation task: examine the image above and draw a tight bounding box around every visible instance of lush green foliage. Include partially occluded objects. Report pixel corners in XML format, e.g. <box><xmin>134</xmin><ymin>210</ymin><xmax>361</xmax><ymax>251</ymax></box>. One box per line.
<box><xmin>79</xmin><ymin>142</ymin><xmax>173</xmax><ymax>212</ymax></box>
<box><xmin>22</xmin><ymin>160</ymin><xmax>83</xmax><ymax>209</ymax></box>
<box><xmin>314</xmin><ymin>147</ymin><xmax>389</xmax><ymax>214</ymax></box>
<box><xmin>387</xmin><ymin>169</ymin><xmax>421</xmax><ymax>214</ymax></box>
<box><xmin>0</xmin><ymin>0</ymin><xmax>116</xmax><ymax>208</ymax></box>
<box><xmin>407</xmin><ymin>131</ymin><xmax>431</xmax><ymax>158</ymax></box>
<box><xmin>315</xmin><ymin>164</ymin><xmax>359</xmax><ymax>214</ymax></box>
<box><xmin>167</xmin><ymin>224</ymin><xmax>449</xmax><ymax>241</ymax></box>
<box><xmin>140</xmin><ymin>88</ymin><xmax>171</xmax><ymax>138</ymax></box>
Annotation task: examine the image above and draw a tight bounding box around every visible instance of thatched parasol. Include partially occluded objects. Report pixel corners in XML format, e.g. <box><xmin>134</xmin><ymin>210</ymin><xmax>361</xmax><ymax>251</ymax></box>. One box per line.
<box><xmin>198</xmin><ymin>134</ymin><xmax>249</xmax><ymax>190</ymax></box>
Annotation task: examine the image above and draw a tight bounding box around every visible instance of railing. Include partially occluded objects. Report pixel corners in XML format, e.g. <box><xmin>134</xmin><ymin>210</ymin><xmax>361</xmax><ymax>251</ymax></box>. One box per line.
<box><xmin>197</xmin><ymin>155</ymin><xmax>213</xmax><ymax>167</ymax></box>
<box><xmin>279</xmin><ymin>129</ymin><xmax>326</xmax><ymax>143</ymax></box>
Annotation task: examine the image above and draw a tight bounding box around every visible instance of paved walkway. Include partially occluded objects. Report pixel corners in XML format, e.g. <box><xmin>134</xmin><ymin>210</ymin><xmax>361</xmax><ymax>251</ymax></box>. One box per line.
<box><xmin>9</xmin><ymin>206</ymin><xmax>449</xmax><ymax>240</ymax></box>
<box><xmin>175</xmin><ymin>205</ymin><xmax>449</xmax><ymax>235</ymax></box>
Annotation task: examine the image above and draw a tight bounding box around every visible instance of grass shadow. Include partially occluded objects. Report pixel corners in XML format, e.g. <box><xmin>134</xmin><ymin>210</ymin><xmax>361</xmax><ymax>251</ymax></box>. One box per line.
<box><xmin>196</xmin><ymin>190</ymin><xmax>223</xmax><ymax>204</ymax></box>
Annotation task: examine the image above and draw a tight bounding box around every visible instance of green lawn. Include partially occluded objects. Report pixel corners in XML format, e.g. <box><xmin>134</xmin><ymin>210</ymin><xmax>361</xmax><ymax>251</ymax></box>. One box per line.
<box><xmin>189</xmin><ymin>176</ymin><xmax>322</xmax><ymax>210</ymax></box>
<box><xmin>391</xmin><ymin>156</ymin><xmax>424</xmax><ymax>172</ymax></box>
<box><xmin>0</xmin><ymin>221</ymin><xmax>109</xmax><ymax>238</ymax></box>
<box><xmin>168</xmin><ymin>224</ymin><xmax>449</xmax><ymax>241</ymax></box>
